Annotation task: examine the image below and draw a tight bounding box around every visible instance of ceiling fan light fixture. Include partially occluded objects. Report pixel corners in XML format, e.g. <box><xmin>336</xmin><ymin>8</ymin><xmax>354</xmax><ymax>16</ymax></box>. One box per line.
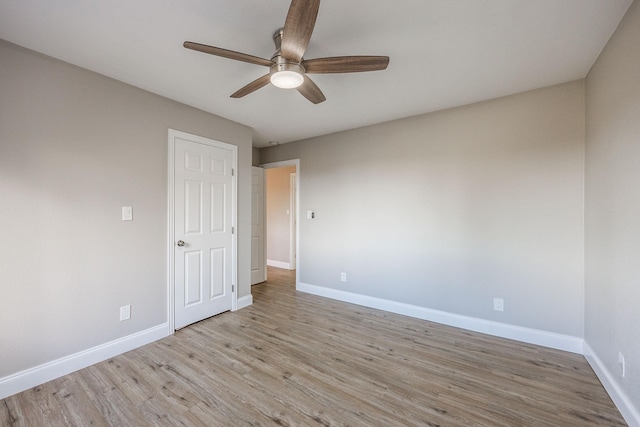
<box><xmin>271</xmin><ymin>70</ymin><xmax>304</xmax><ymax>89</ymax></box>
<box><xmin>270</xmin><ymin>61</ymin><xmax>304</xmax><ymax>89</ymax></box>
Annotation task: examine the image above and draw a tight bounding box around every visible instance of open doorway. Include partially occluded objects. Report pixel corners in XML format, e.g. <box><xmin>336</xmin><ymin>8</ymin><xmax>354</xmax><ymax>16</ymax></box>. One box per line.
<box><xmin>262</xmin><ymin>160</ymin><xmax>299</xmax><ymax>285</ymax></box>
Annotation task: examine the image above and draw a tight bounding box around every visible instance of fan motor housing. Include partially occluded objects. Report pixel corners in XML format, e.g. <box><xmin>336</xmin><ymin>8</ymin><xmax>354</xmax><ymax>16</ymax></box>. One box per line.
<box><xmin>270</xmin><ymin>56</ymin><xmax>305</xmax><ymax>75</ymax></box>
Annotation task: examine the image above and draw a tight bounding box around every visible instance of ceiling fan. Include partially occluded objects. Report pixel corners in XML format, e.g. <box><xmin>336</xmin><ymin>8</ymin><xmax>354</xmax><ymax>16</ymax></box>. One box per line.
<box><xmin>184</xmin><ymin>0</ymin><xmax>389</xmax><ymax>104</ymax></box>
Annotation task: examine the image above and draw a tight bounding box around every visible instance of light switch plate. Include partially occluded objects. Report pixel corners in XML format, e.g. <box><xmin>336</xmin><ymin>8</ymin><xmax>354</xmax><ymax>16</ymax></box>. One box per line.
<box><xmin>122</xmin><ymin>206</ymin><xmax>133</xmax><ymax>221</ymax></box>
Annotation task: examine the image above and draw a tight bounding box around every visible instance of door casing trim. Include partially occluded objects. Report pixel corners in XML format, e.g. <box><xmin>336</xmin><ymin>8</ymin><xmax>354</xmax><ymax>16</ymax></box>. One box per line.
<box><xmin>260</xmin><ymin>159</ymin><xmax>300</xmax><ymax>289</ymax></box>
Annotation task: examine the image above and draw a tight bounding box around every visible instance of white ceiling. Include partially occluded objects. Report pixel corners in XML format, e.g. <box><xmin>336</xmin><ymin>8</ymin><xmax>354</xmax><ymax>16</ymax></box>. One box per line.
<box><xmin>0</xmin><ymin>0</ymin><xmax>632</xmax><ymax>147</ymax></box>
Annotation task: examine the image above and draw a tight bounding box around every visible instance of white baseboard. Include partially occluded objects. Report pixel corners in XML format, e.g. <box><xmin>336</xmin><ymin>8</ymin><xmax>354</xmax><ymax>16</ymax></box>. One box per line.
<box><xmin>235</xmin><ymin>294</ymin><xmax>253</xmax><ymax>310</ymax></box>
<box><xmin>267</xmin><ymin>259</ymin><xmax>291</xmax><ymax>270</ymax></box>
<box><xmin>584</xmin><ymin>342</ymin><xmax>640</xmax><ymax>427</ymax></box>
<box><xmin>0</xmin><ymin>323</ymin><xmax>168</xmax><ymax>400</ymax></box>
<box><xmin>297</xmin><ymin>282</ymin><xmax>584</xmax><ymax>354</ymax></box>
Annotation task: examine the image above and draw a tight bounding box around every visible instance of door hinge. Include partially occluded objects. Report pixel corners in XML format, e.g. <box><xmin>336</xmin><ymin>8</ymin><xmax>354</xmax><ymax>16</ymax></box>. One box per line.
<box><xmin>231</xmin><ymin>226</ymin><xmax>234</xmax><ymax>234</ymax></box>
<box><xmin>232</xmin><ymin>285</ymin><xmax>235</xmax><ymax>292</ymax></box>
<box><xmin>231</xmin><ymin>168</ymin><xmax>235</xmax><ymax>176</ymax></box>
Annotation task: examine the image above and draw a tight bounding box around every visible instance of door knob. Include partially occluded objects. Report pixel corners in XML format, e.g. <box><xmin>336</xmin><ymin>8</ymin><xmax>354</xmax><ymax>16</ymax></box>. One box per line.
<box><xmin>177</xmin><ymin>240</ymin><xmax>185</xmax><ymax>247</ymax></box>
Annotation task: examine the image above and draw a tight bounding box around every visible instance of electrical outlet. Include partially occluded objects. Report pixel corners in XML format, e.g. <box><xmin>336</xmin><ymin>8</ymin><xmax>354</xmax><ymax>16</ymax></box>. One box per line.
<box><xmin>493</xmin><ymin>298</ymin><xmax>504</xmax><ymax>312</ymax></box>
<box><xmin>619</xmin><ymin>352</ymin><xmax>626</xmax><ymax>377</ymax></box>
<box><xmin>340</xmin><ymin>272</ymin><xmax>347</xmax><ymax>282</ymax></box>
<box><xmin>120</xmin><ymin>305</ymin><xmax>131</xmax><ymax>321</ymax></box>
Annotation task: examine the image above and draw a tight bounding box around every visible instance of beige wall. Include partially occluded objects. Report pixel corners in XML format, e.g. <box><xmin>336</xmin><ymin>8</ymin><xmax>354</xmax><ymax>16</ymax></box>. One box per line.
<box><xmin>0</xmin><ymin>40</ymin><xmax>252</xmax><ymax>378</ymax></box>
<box><xmin>266</xmin><ymin>166</ymin><xmax>296</xmax><ymax>266</ymax></box>
<box><xmin>261</xmin><ymin>80</ymin><xmax>586</xmax><ymax>337</ymax></box>
<box><xmin>585</xmin><ymin>0</ymin><xmax>640</xmax><ymax>416</ymax></box>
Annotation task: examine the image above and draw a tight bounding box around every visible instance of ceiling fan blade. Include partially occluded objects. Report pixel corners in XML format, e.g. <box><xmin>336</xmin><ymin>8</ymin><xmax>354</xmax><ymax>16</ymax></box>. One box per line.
<box><xmin>296</xmin><ymin>75</ymin><xmax>326</xmax><ymax>104</ymax></box>
<box><xmin>303</xmin><ymin>56</ymin><xmax>390</xmax><ymax>74</ymax></box>
<box><xmin>281</xmin><ymin>0</ymin><xmax>320</xmax><ymax>62</ymax></box>
<box><xmin>184</xmin><ymin>41</ymin><xmax>273</xmax><ymax>67</ymax></box>
<box><xmin>230</xmin><ymin>74</ymin><xmax>271</xmax><ymax>98</ymax></box>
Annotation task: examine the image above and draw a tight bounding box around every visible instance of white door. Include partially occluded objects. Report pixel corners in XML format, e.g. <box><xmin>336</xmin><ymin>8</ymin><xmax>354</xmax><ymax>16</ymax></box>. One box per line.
<box><xmin>251</xmin><ymin>166</ymin><xmax>266</xmax><ymax>284</ymax></box>
<box><xmin>289</xmin><ymin>172</ymin><xmax>297</xmax><ymax>269</ymax></box>
<box><xmin>171</xmin><ymin>130</ymin><xmax>236</xmax><ymax>330</ymax></box>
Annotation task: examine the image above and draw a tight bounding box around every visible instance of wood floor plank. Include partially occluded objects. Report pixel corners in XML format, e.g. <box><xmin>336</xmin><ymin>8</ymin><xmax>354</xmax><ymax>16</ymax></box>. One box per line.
<box><xmin>1</xmin><ymin>267</ymin><xmax>627</xmax><ymax>426</ymax></box>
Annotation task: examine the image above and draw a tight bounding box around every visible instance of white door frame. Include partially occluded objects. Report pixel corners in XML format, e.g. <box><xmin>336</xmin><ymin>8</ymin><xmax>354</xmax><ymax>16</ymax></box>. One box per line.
<box><xmin>167</xmin><ymin>129</ymin><xmax>238</xmax><ymax>334</ymax></box>
<box><xmin>261</xmin><ymin>159</ymin><xmax>300</xmax><ymax>287</ymax></box>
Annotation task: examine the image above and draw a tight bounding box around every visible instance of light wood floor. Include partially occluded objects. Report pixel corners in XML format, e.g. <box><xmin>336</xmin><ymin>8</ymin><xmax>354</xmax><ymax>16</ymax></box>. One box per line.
<box><xmin>1</xmin><ymin>267</ymin><xmax>626</xmax><ymax>426</ymax></box>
